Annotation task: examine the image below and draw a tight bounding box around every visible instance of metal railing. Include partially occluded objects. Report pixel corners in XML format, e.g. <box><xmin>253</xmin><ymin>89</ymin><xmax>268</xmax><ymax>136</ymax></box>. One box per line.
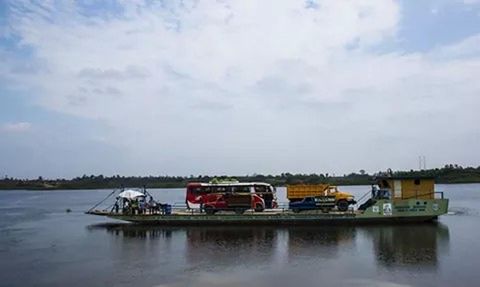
<box><xmin>355</xmin><ymin>190</ymin><xmax>374</xmax><ymax>207</ymax></box>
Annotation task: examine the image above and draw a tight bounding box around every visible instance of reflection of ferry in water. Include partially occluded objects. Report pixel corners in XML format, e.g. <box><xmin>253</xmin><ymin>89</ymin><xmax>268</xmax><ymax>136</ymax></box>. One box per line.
<box><xmin>87</xmin><ymin>176</ymin><xmax>449</xmax><ymax>225</ymax></box>
<box><xmin>286</xmin><ymin>226</ymin><xmax>357</xmax><ymax>259</ymax></box>
<box><xmin>364</xmin><ymin>223</ymin><xmax>450</xmax><ymax>268</ymax></box>
<box><xmin>87</xmin><ymin>223</ymin><xmax>449</xmax><ymax>270</ymax></box>
<box><xmin>184</xmin><ymin>227</ymin><xmax>277</xmax><ymax>265</ymax></box>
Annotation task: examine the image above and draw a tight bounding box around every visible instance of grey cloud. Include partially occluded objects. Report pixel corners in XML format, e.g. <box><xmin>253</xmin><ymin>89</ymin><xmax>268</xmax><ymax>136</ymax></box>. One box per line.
<box><xmin>78</xmin><ymin>65</ymin><xmax>149</xmax><ymax>80</ymax></box>
<box><xmin>104</xmin><ymin>86</ymin><xmax>122</xmax><ymax>96</ymax></box>
<box><xmin>10</xmin><ymin>62</ymin><xmax>43</xmax><ymax>74</ymax></box>
<box><xmin>190</xmin><ymin>99</ymin><xmax>233</xmax><ymax>111</ymax></box>
<box><xmin>295</xmin><ymin>99</ymin><xmax>351</xmax><ymax>112</ymax></box>
<box><xmin>163</xmin><ymin>64</ymin><xmax>192</xmax><ymax>81</ymax></box>
<box><xmin>78</xmin><ymin>68</ymin><xmax>122</xmax><ymax>79</ymax></box>
<box><xmin>74</xmin><ymin>86</ymin><xmax>123</xmax><ymax>103</ymax></box>
<box><xmin>254</xmin><ymin>76</ymin><xmax>313</xmax><ymax>97</ymax></box>
<box><xmin>8</xmin><ymin>57</ymin><xmax>49</xmax><ymax>75</ymax></box>
<box><xmin>125</xmin><ymin>65</ymin><xmax>150</xmax><ymax>78</ymax></box>
<box><xmin>68</xmin><ymin>94</ymin><xmax>88</xmax><ymax>106</ymax></box>
<box><xmin>91</xmin><ymin>86</ymin><xmax>122</xmax><ymax>97</ymax></box>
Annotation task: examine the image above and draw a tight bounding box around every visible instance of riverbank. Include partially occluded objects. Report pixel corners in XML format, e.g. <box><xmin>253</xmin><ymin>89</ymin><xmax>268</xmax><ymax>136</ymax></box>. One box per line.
<box><xmin>2</xmin><ymin>165</ymin><xmax>479</xmax><ymax>190</ymax></box>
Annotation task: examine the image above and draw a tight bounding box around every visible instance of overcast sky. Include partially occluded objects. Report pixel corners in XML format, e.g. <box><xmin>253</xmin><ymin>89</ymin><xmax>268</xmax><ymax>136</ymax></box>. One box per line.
<box><xmin>0</xmin><ymin>0</ymin><xmax>479</xmax><ymax>179</ymax></box>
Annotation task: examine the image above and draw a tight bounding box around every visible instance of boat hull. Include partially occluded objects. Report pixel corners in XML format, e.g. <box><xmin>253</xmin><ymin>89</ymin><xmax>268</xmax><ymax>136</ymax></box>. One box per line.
<box><xmin>105</xmin><ymin>213</ymin><xmax>439</xmax><ymax>225</ymax></box>
<box><xmin>91</xmin><ymin>199</ymin><xmax>449</xmax><ymax>226</ymax></box>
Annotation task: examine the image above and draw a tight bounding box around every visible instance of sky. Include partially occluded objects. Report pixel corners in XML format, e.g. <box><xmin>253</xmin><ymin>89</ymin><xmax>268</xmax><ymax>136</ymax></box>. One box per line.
<box><xmin>0</xmin><ymin>0</ymin><xmax>479</xmax><ymax>179</ymax></box>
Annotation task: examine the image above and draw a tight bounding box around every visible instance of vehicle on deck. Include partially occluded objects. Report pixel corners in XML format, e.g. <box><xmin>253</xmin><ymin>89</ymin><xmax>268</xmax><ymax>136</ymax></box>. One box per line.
<box><xmin>203</xmin><ymin>193</ymin><xmax>265</xmax><ymax>215</ymax></box>
<box><xmin>186</xmin><ymin>181</ymin><xmax>277</xmax><ymax>209</ymax></box>
<box><xmin>289</xmin><ymin>196</ymin><xmax>337</xmax><ymax>213</ymax></box>
<box><xmin>287</xmin><ymin>184</ymin><xmax>356</xmax><ymax>211</ymax></box>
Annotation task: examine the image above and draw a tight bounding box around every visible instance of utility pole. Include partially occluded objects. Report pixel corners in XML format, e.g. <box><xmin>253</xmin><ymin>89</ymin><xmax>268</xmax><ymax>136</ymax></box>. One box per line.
<box><xmin>418</xmin><ymin>155</ymin><xmax>427</xmax><ymax>170</ymax></box>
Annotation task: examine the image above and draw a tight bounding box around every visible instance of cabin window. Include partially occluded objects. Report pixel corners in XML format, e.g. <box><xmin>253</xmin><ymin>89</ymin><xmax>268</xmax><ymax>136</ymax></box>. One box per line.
<box><xmin>414</xmin><ymin>179</ymin><xmax>421</xmax><ymax>185</ymax></box>
<box><xmin>381</xmin><ymin>180</ymin><xmax>390</xmax><ymax>188</ymax></box>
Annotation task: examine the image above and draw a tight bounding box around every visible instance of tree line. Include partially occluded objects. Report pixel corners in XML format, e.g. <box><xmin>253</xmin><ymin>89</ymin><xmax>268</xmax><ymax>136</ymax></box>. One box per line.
<box><xmin>1</xmin><ymin>164</ymin><xmax>480</xmax><ymax>190</ymax></box>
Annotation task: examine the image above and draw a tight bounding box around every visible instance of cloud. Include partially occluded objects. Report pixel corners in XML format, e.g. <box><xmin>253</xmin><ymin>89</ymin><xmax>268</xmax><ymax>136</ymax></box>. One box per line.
<box><xmin>429</xmin><ymin>34</ymin><xmax>480</xmax><ymax>60</ymax></box>
<box><xmin>1</xmin><ymin>0</ymin><xmax>479</xmax><ymax>176</ymax></box>
<box><xmin>1</xmin><ymin>122</ymin><xmax>32</xmax><ymax>132</ymax></box>
<box><xmin>77</xmin><ymin>66</ymin><xmax>149</xmax><ymax>80</ymax></box>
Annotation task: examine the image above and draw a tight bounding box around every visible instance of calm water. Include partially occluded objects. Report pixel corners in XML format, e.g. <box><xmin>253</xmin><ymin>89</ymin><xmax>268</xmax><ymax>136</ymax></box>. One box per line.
<box><xmin>1</xmin><ymin>184</ymin><xmax>480</xmax><ymax>287</ymax></box>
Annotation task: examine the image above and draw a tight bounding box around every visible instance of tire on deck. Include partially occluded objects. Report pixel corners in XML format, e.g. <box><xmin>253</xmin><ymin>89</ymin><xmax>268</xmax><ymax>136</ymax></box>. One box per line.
<box><xmin>204</xmin><ymin>206</ymin><xmax>215</xmax><ymax>215</ymax></box>
<box><xmin>234</xmin><ymin>208</ymin><xmax>246</xmax><ymax>215</ymax></box>
<box><xmin>336</xmin><ymin>199</ymin><xmax>349</xmax><ymax>212</ymax></box>
<box><xmin>254</xmin><ymin>203</ymin><xmax>264</xmax><ymax>212</ymax></box>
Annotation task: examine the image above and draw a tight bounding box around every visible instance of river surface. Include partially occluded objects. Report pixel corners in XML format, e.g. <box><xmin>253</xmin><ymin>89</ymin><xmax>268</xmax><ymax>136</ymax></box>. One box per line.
<box><xmin>0</xmin><ymin>184</ymin><xmax>479</xmax><ymax>287</ymax></box>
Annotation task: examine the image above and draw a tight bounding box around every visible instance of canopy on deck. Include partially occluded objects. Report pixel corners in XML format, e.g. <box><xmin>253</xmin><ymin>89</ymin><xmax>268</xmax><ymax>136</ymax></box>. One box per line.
<box><xmin>118</xmin><ymin>189</ymin><xmax>145</xmax><ymax>200</ymax></box>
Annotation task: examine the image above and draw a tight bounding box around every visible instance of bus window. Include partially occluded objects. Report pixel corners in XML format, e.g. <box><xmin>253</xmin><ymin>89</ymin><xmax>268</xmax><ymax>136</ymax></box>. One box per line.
<box><xmin>212</xmin><ymin>186</ymin><xmax>227</xmax><ymax>193</ymax></box>
<box><xmin>254</xmin><ymin>185</ymin><xmax>267</xmax><ymax>193</ymax></box>
<box><xmin>233</xmin><ymin>186</ymin><xmax>250</xmax><ymax>193</ymax></box>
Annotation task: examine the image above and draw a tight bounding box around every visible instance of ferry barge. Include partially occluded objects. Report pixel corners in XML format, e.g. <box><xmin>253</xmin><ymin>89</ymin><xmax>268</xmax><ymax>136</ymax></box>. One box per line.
<box><xmin>87</xmin><ymin>176</ymin><xmax>449</xmax><ymax>225</ymax></box>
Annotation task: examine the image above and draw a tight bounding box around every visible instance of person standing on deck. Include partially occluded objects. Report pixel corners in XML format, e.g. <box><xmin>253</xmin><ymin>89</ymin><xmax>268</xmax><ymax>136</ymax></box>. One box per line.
<box><xmin>131</xmin><ymin>199</ymin><xmax>138</xmax><ymax>215</ymax></box>
<box><xmin>138</xmin><ymin>199</ymin><xmax>143</xmax><ymax>214</ymax></box>
<box><xmin>371</xmin><ymin>185</ymin><xmax>378</xmax><ymax>198</ymax></box>
<box><xmin>148</xmin><ymin>196</ymin><xmax>156</xmax><ymax>214</ymax></box>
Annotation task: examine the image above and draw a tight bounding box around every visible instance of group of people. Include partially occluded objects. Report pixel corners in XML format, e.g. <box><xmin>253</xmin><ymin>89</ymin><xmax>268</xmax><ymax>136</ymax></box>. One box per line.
<box><xmin>358</xmin><ymin>185</ymin><xmax>392</xmax><ymax>211</ymax></box>
<box><xmin>113</xmin><ymin>196</ymin><xmax>170</xmax><ymax>215</ymax></box>
<box><xmin>371</xmin><ymin>185</ymin><xmax>391</xmax><ymax>199</ymax></box>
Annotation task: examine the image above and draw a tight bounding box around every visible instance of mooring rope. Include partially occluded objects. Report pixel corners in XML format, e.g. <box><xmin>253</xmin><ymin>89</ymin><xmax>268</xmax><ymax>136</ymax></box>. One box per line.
<box><xmin>87</xmin><ymin>189</ymin><xmax>118</xmax><ymax>212</ymax></box>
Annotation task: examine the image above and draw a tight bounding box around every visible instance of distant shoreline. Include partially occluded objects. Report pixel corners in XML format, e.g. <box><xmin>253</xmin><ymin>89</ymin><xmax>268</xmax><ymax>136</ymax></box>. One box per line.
<box><xmin>1</xmin><ymin>180</ymin><xmax>479</xmax><ymax>191</ymax></box>
<box><xmin>1</xmin><ymin>166</ymin><xmax>479</xmax><ymax>190</ymax></box>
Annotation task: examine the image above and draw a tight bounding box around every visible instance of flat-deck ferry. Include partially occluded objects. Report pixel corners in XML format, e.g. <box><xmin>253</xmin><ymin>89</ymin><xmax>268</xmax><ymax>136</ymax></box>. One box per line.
<box><xmin>87</xmin><ymin>176</ymin><xmax>449</xmax><ymax>225</ymax></box>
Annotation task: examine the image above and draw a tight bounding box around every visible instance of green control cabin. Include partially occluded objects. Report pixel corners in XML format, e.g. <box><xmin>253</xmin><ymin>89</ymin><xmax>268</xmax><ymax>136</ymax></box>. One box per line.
<box><xmin>376</xmin><ymin>176</ymin><xmax>435</xmax><ymax>200</ymax></box>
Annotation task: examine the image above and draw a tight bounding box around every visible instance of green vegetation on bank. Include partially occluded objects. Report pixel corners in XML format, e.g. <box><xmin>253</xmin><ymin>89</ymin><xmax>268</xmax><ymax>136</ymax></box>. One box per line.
<box><xmin>1</xmin><ymin>164</ymin><xmax>479</xmax><ymax>190</ymax></box>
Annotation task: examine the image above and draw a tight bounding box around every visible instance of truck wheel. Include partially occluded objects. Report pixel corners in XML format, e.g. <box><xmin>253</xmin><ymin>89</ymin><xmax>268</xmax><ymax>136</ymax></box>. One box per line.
<box><xmin>337</xmin><ymin>200</ymin><xmax>349</xmax><ymax>212</ymax></box>
<box><xmin>204</xmin><ymin>206</ymin><xmax>215</xmax><ymax>215</ymax></box>
<box><xmin>255</xmin><ymin>204</ymin><xmax>264</xmax><ymax>212</ymax></box>
<box><xmin>235</xmin><ymin>208</ymin><xmax>245</xmax><ymax>215</ymax></box>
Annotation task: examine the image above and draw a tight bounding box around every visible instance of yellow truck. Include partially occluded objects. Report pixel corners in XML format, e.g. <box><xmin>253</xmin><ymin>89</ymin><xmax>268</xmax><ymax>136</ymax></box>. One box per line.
<box><xmin>286</xmin><ymin>184</ymin><xmax>356</xmax><ymax>211</ymax></box>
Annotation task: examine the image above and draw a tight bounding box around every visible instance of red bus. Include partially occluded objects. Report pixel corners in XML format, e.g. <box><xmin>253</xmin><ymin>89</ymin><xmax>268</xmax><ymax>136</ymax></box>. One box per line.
<box><xmin>186</xmin><ymin>182</ymin><xmax>277</xmax><ymax>209</ymax></box>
